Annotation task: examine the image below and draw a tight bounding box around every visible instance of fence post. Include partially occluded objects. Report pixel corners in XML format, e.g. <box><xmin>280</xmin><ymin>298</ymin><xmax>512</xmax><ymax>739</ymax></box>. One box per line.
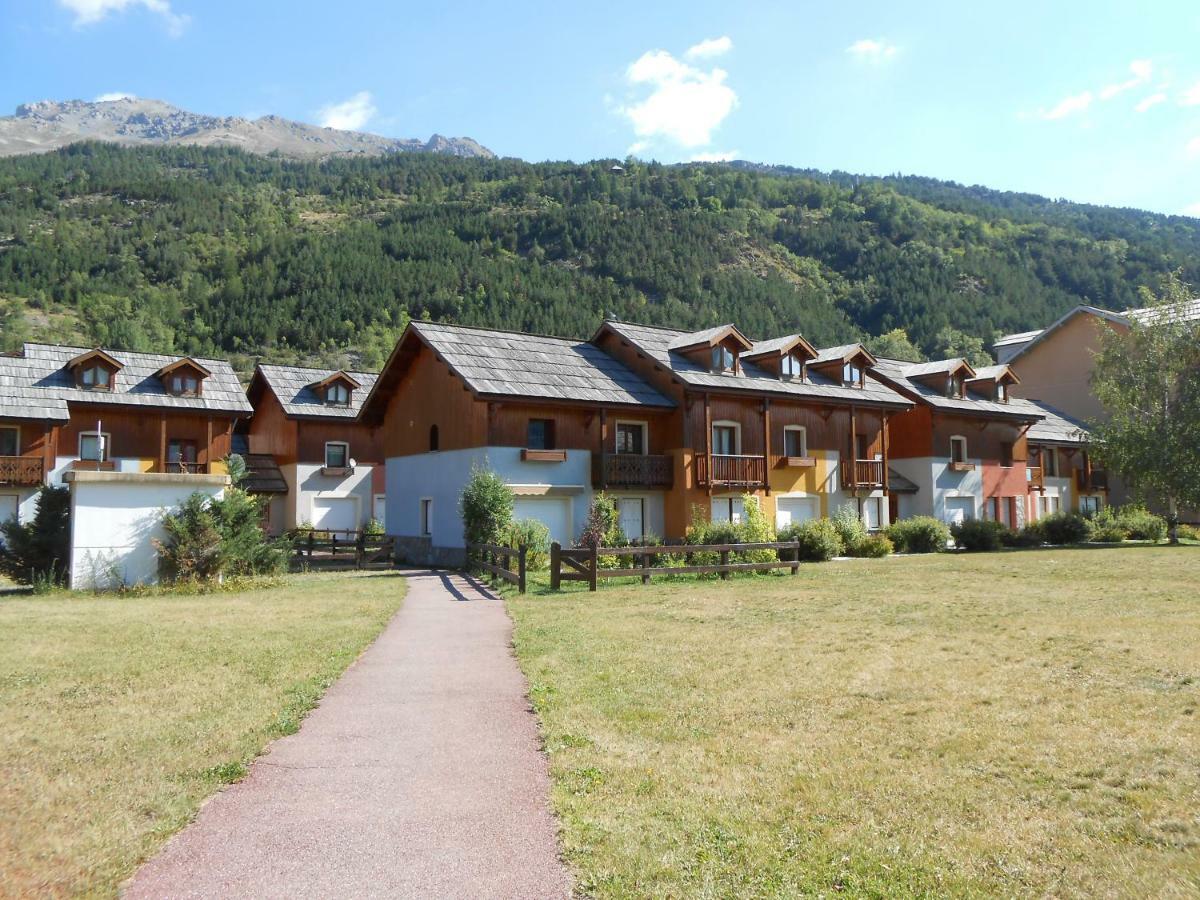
<box><xmin>550</xmin><ymin>542</ymin><xmax>561</xmax><ymax>591</ymax></box>
<box><xmin>356</xmin><ymin>532</ymin><xmax>365</xmax><ymax>570</ymax></box>
<box><xmin>791</xmin><ymin>540</ymin><xmax>800</xmax><ymax>575</ymax></box>
<box><xmin>331</xmin><ymin>532</ymin><xmax>338</xmax><ymax>558</ymax></box>
<box><xmin>641</xmin><ymin>547</ymin><xmax>651</xmax><ymax>585</ymax></box>
<box><xmin>517</xmin><ymin>544</ymin><xmax>527</xmax><ymax>594</ymax></box>
<box><xmin>720</xmin><ymin>548</ymin><xmax>730</xmax><ymax>580</ymax></box>
<box><xmin>307</xmin><ymin>531</ymin><xmax>314</xmax><ymax>559</ymax></box>
<box><xmin>588</xmin><ymin>544</ymin><xmax>598</xmax><ymax>592</ymax></box>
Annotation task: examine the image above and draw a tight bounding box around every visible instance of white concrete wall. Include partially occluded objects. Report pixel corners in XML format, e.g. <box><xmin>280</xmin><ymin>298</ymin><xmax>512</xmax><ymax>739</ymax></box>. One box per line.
<box><xmin>889</xmin><ymin>456</ymin><xmax>985</xmax><ymax>522</ymax></box>
<box><xmin>0</xmin><ymin>486</ymin><xmax>42</xmax><ymax>527</ymax></box>
<box><xmin>292</xmin><ymin>462</ymin><xmax>378</xmax><ymax>530</ymax></box>
<box><xmin>66</xmin><ymin>471</ymin><xmax>227</xmax><ymax>590</ymax></box>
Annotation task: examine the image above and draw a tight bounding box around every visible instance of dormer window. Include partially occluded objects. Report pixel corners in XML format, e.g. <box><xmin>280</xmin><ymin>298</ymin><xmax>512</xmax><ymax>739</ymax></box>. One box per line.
<box><xmin>171</xmin><ymin>374</ymin><xmax>200</xmax><ymax>395</ymax></box>
<box><xmin>311</xmin><ymin>371</ymin><xmax>361</xmax><ymax>407</ymax></box>
<box><xmin>843</xmin><ymin>361</ymin><xmax>863</xmax><ymax>387</ymax></box>
<box><xmin>326</xmin><ymin>382</ymin><xmax>350</xmax><ymax>406</ymax></box>
<box><xmin>80</xmin><ymin>364</ymin><xmax>112</xmax><ymax>390</ymax></box>
<box><xmin>947</xmin><ymin>375</ymin><xmax>965</xmax><ymax>398</ymax></box>
<box><xmin>995</xmin><ymin>382</ymin><xmax>1008</xmax><ymax>403</ymax></box>
<box><xmin>157</xmin><ymin>357</ymin><xmax>210</xmax><ymax>397</ymax></box>
<box><xmin>711</xmin><ymin>346</ymin><xmax>736</xmax><ymax>373</ymax></box>
<box><xmin>781</xmin><ymin>354</ymin><xmax>803</xmax><ymax>380</ymax></box>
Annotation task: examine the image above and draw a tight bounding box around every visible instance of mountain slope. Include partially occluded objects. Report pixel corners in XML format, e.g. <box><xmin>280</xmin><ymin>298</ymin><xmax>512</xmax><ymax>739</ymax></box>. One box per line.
<box><xmin>0</xmin><ymin>143</ymin><xmax>1195</xmax><ymax>374</ymax></box>
<box><xmin>0</xmin><ymin>98</ymin><xmax>493</xmax><ymax>159</ymax></box>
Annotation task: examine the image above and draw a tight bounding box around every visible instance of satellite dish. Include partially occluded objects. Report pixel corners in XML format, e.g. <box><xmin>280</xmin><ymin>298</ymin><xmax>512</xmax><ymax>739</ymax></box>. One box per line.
<box><xmin>349</xmin><ymin>458</ymin><xmax>358</xmax><ymax>468</ymax></box>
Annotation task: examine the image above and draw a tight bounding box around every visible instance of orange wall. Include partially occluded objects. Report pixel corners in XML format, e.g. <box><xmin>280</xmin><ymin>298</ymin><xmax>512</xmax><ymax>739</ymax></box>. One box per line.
<box><xmin>1008</xmin><ymin>312</ymin><xmax>1124</xmax><ymax>423</ymax></box>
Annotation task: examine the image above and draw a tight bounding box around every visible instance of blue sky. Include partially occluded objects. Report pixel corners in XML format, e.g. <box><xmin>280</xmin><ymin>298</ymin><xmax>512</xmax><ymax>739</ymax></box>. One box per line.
<box><xmin>2</xmin><ymin>0</ymin><xmax>1199</xmax><ymax>216</ymax></box>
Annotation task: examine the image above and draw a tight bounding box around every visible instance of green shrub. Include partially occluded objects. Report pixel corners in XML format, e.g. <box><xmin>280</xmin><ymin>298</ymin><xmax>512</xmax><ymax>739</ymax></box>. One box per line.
<box><xmin>783</xmin><ymin>518</ymin><xmax>844</xmax><ymax>562</ymax></box>
<box><xmin>459</xmin><ymin>465</ymin><xmax>514</xmax><ymax>548</ymax></box>
<box><xmin>157</xmin><ymin>487</ymin><xmax>289</xmax><ymax>584</ymax></box>
<box><xmin>363</xmin><ymin>518</ymin><xmax>385</xmax><ymax>537</ymax></box>
<box><xmin>951</xmin><ymin>518</ymin><xmax>1008</xmax><ymax>552</ymax></box>
<box><xmin>1088</xmin><ymin>521</ymin><xmax>1127</xmax><ymax>543</ymax></box>
<box><xmin>505</xmin><ymin>517</ymin><xmax>551</xmax><ymax>570</ymax></box>
<box><xmin>158</xmin><ymin>493</ymin><xmax>223</xmax><ymax>582</ymax></box>
<box><xmin>886</xmin><ymin>516</ymin><xmax>951</xmax><ymax>554</ymax></box>
<box><xmin>1002</xmin><ymin>524</ymin><xmax>1044</xmax><ymax>548</ymax></box>
<box><xmin>736</xmin><ymin>494</ymin><xmax>776</xmax><ymax>563</ymax></box>
<box><xmin>1177</xmin><ymin>523</ymin><xmax>1200</xmax><ymax>542</ymax></box>
<box><xmin>1038</xmin><ymin>512</ymin><xmax>1091</xmax><ymax>545</ymax></box>
<box><xmin>1113</xmin><ymin>505</ymin><xmax>1167</xmax><ymax>542</ymax></box>
<box><xmin>850</xmin><ymin>533</ymin><xmax>893</xmax><ymax>558</ymax></box>
<box><xmin>831</xmin><ymin>504</ymin><xmax>867</xmax><ymax>551</ymax></box>
<box><xmin>0</xmin><ymin>486</ymin><xmax>71</xmax><ymax>586</ymax></box>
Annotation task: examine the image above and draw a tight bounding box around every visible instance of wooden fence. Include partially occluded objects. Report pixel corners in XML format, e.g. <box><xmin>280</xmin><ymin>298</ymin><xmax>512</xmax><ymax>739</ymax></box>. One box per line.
<box><xmin>290</xmin><ymin>529</ymin><xmax>396</xmax><ymax>570</ymax></box>
<box><xmin>466</xmin><ymin>542</ymin><xmax>528</xmax><ymax>593</ymax></box>
<box><xmin>550</xmin><ymin>540</ymin><xmax>803</xmax><ymax>591</ymax></box>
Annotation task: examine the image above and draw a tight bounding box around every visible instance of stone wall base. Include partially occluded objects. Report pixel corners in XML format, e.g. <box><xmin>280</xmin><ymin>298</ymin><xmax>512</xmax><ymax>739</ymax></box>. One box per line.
<box><xmin>393</xmin><ymin>535</ymin><xmax>466</xmax><ymax>569</ymax></box>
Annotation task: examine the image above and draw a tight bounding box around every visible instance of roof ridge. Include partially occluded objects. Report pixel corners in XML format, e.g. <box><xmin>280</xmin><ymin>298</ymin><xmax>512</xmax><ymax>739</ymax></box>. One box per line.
<box><xmin>258</xmin><ymin>362</ymin><xmax>378</xmax><ymax>377</ymax></box>
<box><xmin>23</xmin><ymin>341</ymin><xmax>237</xmax><ymax>368</ymax></box>
<box><xmin>414</xmin><ymin>319</ymin><xmax>590</xmax><ymax>344</ymax></box>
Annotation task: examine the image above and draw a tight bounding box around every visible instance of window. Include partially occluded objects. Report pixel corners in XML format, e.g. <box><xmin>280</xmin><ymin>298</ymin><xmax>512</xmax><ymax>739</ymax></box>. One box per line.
<box><xmin>429</xmin><ymin>424</ymin><xmax>440</xmax><ymax>452</ymax></box>
<box><xmin>947</xmin><ymin>374</ymin><xmax>965</xmax><ymax>398</ymax></box>
<box><xmin>711</xmin><ymin>422</ymin><xmax>739</xmax><ymax>455</ymax></box>
<box><xmin>784</xmin><ymin>425</ymin><xmax>807</xmax><ymax>458</ymax></box>
<box><xmin>1043</xmin><ymin>447</ymin><xmax>1058</xmax><ymax>477</ymax></box>
<box><xmin>843</xmin><ymin>361</ymin><xmax>863</xmax><ymax>387</ymax></box>
<box><xmin>711</xmin><ymin>346</ymin><xmax>736</xmax><ymax>373</ymax></box>
<box><xmin>79</xmin><ymin>364</ymin><xmax>112</xmax><ymax>390</ymax></box>
<box><xmin>0</xmin><ymin>426</ymin><xmax>17</xmax><ymax>457</ymax></box>
<box><xmin>420</xmin><ymin>498</ymin><xmax>433</xmax><ymax>536</ymax></box>
<box><xmin>615</xmin><ymin>421</ymin><xmax>647</xmax><ymax>455</ymax></box>
<box><xmin>1080</xmin><ymin>495</ymin><xmax>1101</xmax><ymax>515</ymax></box>
<box><xmin>1000</xmin><ymin>441</ymin><xmax>1014</xmax><ymax>468</ymax></box>
<box><xmin>527</xmin><ymin>418</ymin><xmax>555</xmax><ymax>450</ymax></box>
<box><xmin>324</xmin><ymin>441</ymin><xmax>349</xmax><ymax>468</ymax></box>
<box><xmin>711</xmin><ymin>496</ymin><xmax>746</xmax><ymax>524</ymax></box>
<box><xmin>326</xmin><ymin>382</ymin><xmax>351</xmax><ymax>406</ymax></box>
<box><xmin>79</xmin><ymin>431</ymin><xmax>110</xmax><ymax>462</ymax></box>
<box><xmin>855</xmin><ymin>434</ymin><xmax>870</xmax><ymax>461</ymax></box>
<box><xmin>170</xmin><ymin>374</ymin><xmax>200</xmax><ymax>396</ymax></box>
<box><xmin>167</xmin><ymin>439</ymin><xmax>198</xmax><ymax>472</ymax></box>
<box><xmin>950</xmin><ymin>435</ymin><xmax>968</xmax><ymax>464</ymax></box>
<box><xmin>781</xmin><ymin>354</ymin><xmax>803</xmax><ymax>379</ymax></box>
<box><xmin>995</xmin><ymin>382</ymin><xmax>1008</xmax><ymax>403</ymax></box>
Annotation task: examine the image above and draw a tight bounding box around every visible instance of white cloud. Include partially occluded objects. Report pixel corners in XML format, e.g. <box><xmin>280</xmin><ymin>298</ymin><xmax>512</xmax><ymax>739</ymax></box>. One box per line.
<box><xmin>1041</xmin><ymin>90</ymin><xmax>1093</xmax><ymax>120</ymax></box>
<box><xmin>620</xmin><ymin>49</ymin><xmax>738</xmax><ymax>148</ymax></box>
<box><xmin>1099</xmin><ymin>59</ymin><xmax>1152</xmax><ymax>99</ymax></box>
<box><xmin>95</xmin><ymin>91</ymin><xmax>136</xmax><ymax>102</ymax></box>
<box><xmin>684</xmin><ymin>36</ymin><xmax>732</xmax><ymax>60</ymax></box>
<box><xmin>1186</xmin><ymin>136</ymin><xmax>1200</xmax><ymax>159</ymax></box>
<box><xmin>316</xmin><ymin>91</ymin><xmax>377</xmax><ymax>131</ymax></box>
<box><xmin>1182</xmin><ymin>201</ymin><xmax>1200</xmax><ymax>217</ymax></box>
<box><xmin>1135</xmin><ymin>92</ymin><xmax>1167</xmax><ymax>112</ymax></box>
<box><xmin>846</xmin><ymin>38</ymin><xmax>898</xmax><ymax>63</ymax></box>
<box><xmin>59</xmin><ymin>0</ymin><xmax>189</xmax><ymax>36</ymax></box>
<box><xmin>690</xmin><ymin>149</ymin><xmax>739</xmax><ymax>162</ymax></box>
<box><xmin>1179</xmin><ymin>81</ymin><xmax>1200</xmax><ymax>106</ymax></box>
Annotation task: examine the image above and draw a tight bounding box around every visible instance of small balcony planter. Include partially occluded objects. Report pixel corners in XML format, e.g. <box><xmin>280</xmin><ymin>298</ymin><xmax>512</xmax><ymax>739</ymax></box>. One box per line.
<box><xmin>948</xmin><ymin>461</ymin><xmax>976</xmax><ymax>473</ymax></box>
<box><xmin>521</xmin><ymin>449</ymin><xmax>567</xmax><ymax>462</ymax></box>
<box><xmin>779</xmin><ymin>456</ymin><xmax>817</xmax><ymax>468</ymax></box>
<box><xmin>321</xmin><ymin>465</ymin><xmax>354</xmax><ymax>477</ymax></box>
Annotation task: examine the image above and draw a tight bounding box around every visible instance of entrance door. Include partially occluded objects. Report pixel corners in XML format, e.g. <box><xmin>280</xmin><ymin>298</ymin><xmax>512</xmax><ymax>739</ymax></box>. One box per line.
<box><xmin>775</xmin><ymin>497</ymin><xmax>817</xmax><ymax>530</ymax></box>
<box><xmin>616</xmin><ymin>497</ymin><xmax>644</xmax><ymax>540</ymax></box>
<box><xmin>944</xmin><ymin>497</ymin><xmax>974</xmax><ymax>526</ymax></box>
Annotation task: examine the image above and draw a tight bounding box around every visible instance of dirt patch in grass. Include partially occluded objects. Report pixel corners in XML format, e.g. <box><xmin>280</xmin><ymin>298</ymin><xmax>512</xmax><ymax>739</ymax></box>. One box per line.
<box><xmin>0</xmin><ymin>572</ymin><xmax>405</xmax><ymax>897</ymax></box>
<box><xmin>511</xmin><ymin>547</ymin><xmax>1200</xmax><ymax>897</ymax></box>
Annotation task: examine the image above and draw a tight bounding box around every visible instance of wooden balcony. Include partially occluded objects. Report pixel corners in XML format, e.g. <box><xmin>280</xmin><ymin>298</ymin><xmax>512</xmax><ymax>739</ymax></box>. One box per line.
<box><xmin>0</xmin><ymin>456</ymin><xmax>44</xmax><ymax>486</ymax></box>
<box><xmin>1027</xmin><ymin>465</ymin><xmax>1045</xmax><ymax>491</ymax></box>
<box><xmin>843</xmin><ymin>458</ymin><xmax>885</xmax><ymax>490</ymax></box>
<box><xmin>1076</xmin><ymin>467</ymin><xmax>1109</xmax><ymax>492</ymax></box>
<box><xmin>695</xmin><ymin>454</ymin><xmax>766</xmax><ymax>488</ymax></box>
<box><xmin>594</xmin><ymin>453</ymin><xmax>673</xmax><ymax>490</ymax></box>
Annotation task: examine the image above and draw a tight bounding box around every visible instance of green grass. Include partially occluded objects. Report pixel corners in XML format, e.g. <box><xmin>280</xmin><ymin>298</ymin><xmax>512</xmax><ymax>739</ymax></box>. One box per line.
<box><xmin>510</xmin><ymin>546</ymin><xmax>1200</xmax><ymax>898</ymax></box>
<box><xmin>0</xmin><ymin>572</ymin><xmax>405</xmax><ymax>897</ymax></box>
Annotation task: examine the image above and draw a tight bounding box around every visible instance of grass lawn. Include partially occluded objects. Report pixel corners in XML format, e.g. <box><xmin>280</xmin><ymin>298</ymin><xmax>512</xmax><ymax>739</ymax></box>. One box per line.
<box><xmin>510</xmin><ymin>546</ymin><xmax>1200</xmax><ymax>898</ymax></box>
<box><xmin>0</xmin><ymin>572</ymin><xmax>405</xmax><ymax>897</ymax></box>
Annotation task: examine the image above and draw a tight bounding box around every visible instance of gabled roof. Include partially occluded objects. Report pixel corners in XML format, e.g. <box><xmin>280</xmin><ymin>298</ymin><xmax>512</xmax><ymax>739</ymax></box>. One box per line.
<box><xmin>311</xmin><ymin>370</ymin><xmax>363</xmax><ymax>391</ymax></box>
<box><xmin>902</xmin><ymin>358</ymin><xmax>976</xmax><ymax>380</ymax></box>
<box><xmin>1024</xmin><ymin>402</ymin><xmax>1089</xmax><ymax>445</ymax></box>
<box><xmin>743</xmin><ymin>333</ymin><xmax>818</xmax><ymax>362</ymax></box>
<box><xmin>0</xmin><ymin>343</ymin><xmax>250</xmax><ymax>418</ymax></box>
<box><xmin>1124</xmin><ymin>297</ymin><xmax>1200</xmax><ymax>326</ymax></box>
<box><xmin>995</xmin><ymin>305</ymin><xmax>1127</xmax><ymax>364</ymax></box>
<box><xmin>253</xmin><ymin>364</ymin><xmax>378</xmax><ymax>419</ymax></box>
<box><xmin>871</xmin><ymin>357</ymin><xmax>1043</xmax><ymax>422</ymax></box>
<box><xmin>666</xmin><ymin>323</ymin><xmax>754</xmax><ymax>353</ymax></box>
<box><xmin>968</xmin><ymin>364</ymin><xmax>1019</xmax><ymax>384</ymax></box>
<box><xmin>156</xmin><ymin>356</ymin><xmax>213</xmax><ymax>378</ymax></box>
<box><xmin>240</xmin><ymin>453</ymin><xmax>289</xmax><ymax>494</ymax></box>
<box><xmin>809</xmin><ymin>343</ymin><xmax>877</xmax><ymax>367</ymax></box>
<box><xmin>66</xmin><ymin>347</ymin><xmax>124</xmax><ymax>371</ymax></box>
<box><xmin>595</xmin><ymin>321</ymin><xmax>911</xmax><ymax>408</ymax></box>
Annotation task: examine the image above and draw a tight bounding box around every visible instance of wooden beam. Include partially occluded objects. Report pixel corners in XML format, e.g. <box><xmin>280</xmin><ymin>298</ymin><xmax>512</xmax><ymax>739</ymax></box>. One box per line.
<box><xmin>704</xmin><ymin>393</ymin><xmax>712</xmax><ymax>497</ymax></box>
<box><xmin>205</xmin><ymin>417</ymin><xmax>213</xmax><ymax>474</ymax></box>
<box><xmin>599</xmin><ymin>408</ymin><xmax>608</xmax><ymax>491</ymax></box>
<box><xmin>159</xmin><ymin>415</ymin><xmax>167</xmax><ymax>473</ymax></box>
<box><xmin>849</xmin><ymin>405</ymin><xmax>858</xmax><ymax>494</ymax></box>
<box><xmin>762</xmin><ymin>398</ymin><xmax>771</xmax><ymax>495</ymax></box>
<box><xmin>881</xmin><ymin>411</ymin><xmax>890</xmax><ymax>497</ymax></box>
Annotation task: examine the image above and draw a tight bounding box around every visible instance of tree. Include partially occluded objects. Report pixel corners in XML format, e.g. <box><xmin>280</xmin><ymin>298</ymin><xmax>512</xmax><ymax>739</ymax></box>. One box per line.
<box><xmin>933</xmin><ymin>326</ymin><xmax>994</xmax><ymax>367</ymax></box>
<box><xmin>1090</xmin><ymin>272</ymin><xmax>1200</xmax><ymax>542</ymax></box>
<box><xmin>864</xmin><ymin>328</ymin><xmax>923</xmax><ymax>362</ymax></box>
<box><xmin>0</xmin><ymin>486</ymin><xmax>70</xmax><ymax>586</ymax></box>
<box><xmin>459</xmin><ymin>465</ymin><xmax>514</xmax><ymax>548</ymax></box>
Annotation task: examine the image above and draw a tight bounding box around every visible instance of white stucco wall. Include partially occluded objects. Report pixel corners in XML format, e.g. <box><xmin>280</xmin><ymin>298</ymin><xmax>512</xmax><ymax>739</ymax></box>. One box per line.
<box><xmin>292</xmin><ymin>462</ymin><xmax>378</xmax><ymax>530</ymax></box>
<box><xmin>889</xmin><ymin>456</ymin><xmax>985</xmax><ymax>522</ymax></box>
<box><xmin>0</xmin><ymin>486</ymin><xmax>42</xmax><ymax>527</ymax></box>
<box><xmin>66</xmin><ymin>471</ymin><xmax>228</xmax><ymax>590</ymax></box>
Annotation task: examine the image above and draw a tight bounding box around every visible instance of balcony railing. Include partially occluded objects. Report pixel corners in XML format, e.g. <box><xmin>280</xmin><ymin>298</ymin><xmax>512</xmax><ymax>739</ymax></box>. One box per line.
<box><xmin>594</xmin><ymin>453</ymin><xmax>673</xmax><ymax>489</ymax></box>
<box><xmin>165</xmin><ymin>461</ymin><xmax>206</xmax><ymax>475</ymax></box>
<box><xmin>0</xmin><ymin>456</ymin><xmax>44</xmax><ymax>486</ymax></box>
<box><xmin>1026</xmin><ymin>465</ymin><xmax>1044</xmax><ymax>491</ymax></box>
<box><xmin>843</xmin><ymin>458</ymin><xmax>884</xmax><ymax>490</ymax></box>
<box><xmin>1076</xmin><ymin>468</ymin><xmax>1109</xmax><ymax>492</ymax></box>
<box><xmin>695</xmin><ymin>453</ymin><xmax>766</xmax><ymax>488</ymax></box>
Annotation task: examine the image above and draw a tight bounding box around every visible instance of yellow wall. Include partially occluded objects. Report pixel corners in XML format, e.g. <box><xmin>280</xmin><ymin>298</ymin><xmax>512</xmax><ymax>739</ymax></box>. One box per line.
<box><xmin>767</xmin><ymin>450</ymin><xmax>838</xmax><ymax>518</ymax></box>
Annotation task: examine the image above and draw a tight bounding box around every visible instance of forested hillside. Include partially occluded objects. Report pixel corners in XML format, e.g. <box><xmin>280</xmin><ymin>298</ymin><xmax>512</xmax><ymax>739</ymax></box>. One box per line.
<box><xmin>0</xmin><ymin>142</ymin><xmax>1196</xmax><ymax>373</ymax></box>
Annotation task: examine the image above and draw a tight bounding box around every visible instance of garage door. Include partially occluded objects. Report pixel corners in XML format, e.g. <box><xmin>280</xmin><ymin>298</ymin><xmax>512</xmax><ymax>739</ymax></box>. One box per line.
<box><xmin>312</xmin><ymin>496</ymin><xmax>358</xmax><ymax>532</ymax></box>
<box><xmin>775</xmin><ymin>496</ymin><xmax>817</xmax><ymax>530</ymax></box>
<box><xmin>513</xmin><ymin>497</ymin><xmax>573</xmax><ymax>545</ymax></box>
<box><xmin>944</xmin><ymin>497</ymin><xmax>975</xmax><ymax>526</ymax></box>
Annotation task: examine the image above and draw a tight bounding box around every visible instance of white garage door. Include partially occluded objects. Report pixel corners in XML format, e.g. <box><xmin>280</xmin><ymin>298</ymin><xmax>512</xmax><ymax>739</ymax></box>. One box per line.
<box><xmin>513</xmin><ymin>497</ymin><xmax>573</xmax><ymax>545</ymax></box>
<box><xmin>944</xmin><ymin>497</ymin><xmax>975</xmax><ymax>526</ymax></box>
<box><xmin>312</xmin><ymin>496</ymin><xmax>358</xmax><ymax>532</ymax></box>
<box><xmin>775</xmin><ymin>497</ymin><xmax>817</xmax><ymax>530</ymax></box>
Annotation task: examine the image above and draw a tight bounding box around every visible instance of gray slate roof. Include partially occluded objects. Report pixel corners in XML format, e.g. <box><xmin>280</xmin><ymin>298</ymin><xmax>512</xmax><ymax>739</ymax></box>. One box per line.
<box><xmin>808</xmin><ymin>343</ymin><xmax>863</xmax><ymax>365</ymax></box>
<box><xmin>256</xmin><ymin>365</ymin><xmax>379</xmax><ymax>418</ymax></box>
<box><xmin>968</xmin><ymin>365</ymin><xmax>1011</xmax><ymax>381</ymax></box>
<box><xmin>411</xmin><ymin>321</ymin><xmax>675</xmax><ymax>407</ymax></box>
<box><xmin>746</xmin><ymin>334</ymin><xmax>805</xmax><ymax>357</ymax></box>
<box><xmin>0</xmin><ymin>343</ymin><xmax>250</xmax><ymax>419</ymax></box>
<box><xmin>1025</xmin><ymin>402</ymin><xmax>1089</xmax><ymax>445</ymax></box>
<box><xmin>667</xmin><ymin>323</ymin><xmax>742</xmax><ymax>351</ymax></box>
<box><xmin>872</xmin><ymin>357</ymin><xmax>1043</xmax><ymax>421</ymax></box>
<box><xmin>601</xmin><ymin>322</ymin><xmax>911</xmax><ymax>408</ymax></box>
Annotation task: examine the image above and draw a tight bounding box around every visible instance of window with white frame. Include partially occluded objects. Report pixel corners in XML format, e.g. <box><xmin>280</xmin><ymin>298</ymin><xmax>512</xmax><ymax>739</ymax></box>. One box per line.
<box><xmin>325</xmin><ymin>382</ymin><xmax>351</xmax><ymax>406</ymax></box>
<box><xmin>420</xmin><ymin>497</ymin><xmax>433</xmax><ymax>536</ymax></box>
<box><xmin>995</xmin><ymin>382</ymin><xmax>1008</xmax><ymax>402</ymax></box>
<box><xmin>781</xmin><ymin>354</ymin><xmax>803</xmax><ymax>379</ymax></box>
<box><xmin>615</xmin><ymin>421</ymin><xmax>647</xmax><ymax>455</ymax></box>
<box><xmin>784</xmin><ymin>425</ymin><xmax>807</xmax><ymax>458</ymax></box>
<box><xmin>843</xmin><ymin>361</ymin><xmax>863</xmax><ymax>387</ymax></box>
<box><xmin>79</xmin><ymin>364</ymin><xmax>112</xmax><ymax>390</ymax></box>
<box><xmin>711</xmin><ymin>421</ymin><xmax>740</xmax><ymax>455</ymax></box>
<box><xmin>324</xmin><ymin>441</ymin><xmax>349</xmax><ymax>468</ymax></box>
<box><xmin>79</xmin><ymin>431</ymin><xmax>110</xmax><ymax>461</ymax></box>
<box><xmin>0</xmin><ymin>426</ymin><xmax>18</xmax><ymax>457</ymax></box>
<box><xmin>712</xmin><ymin>495</ymin><xmax>748</xmax><ymax>524</ymax></box>
<box><xmin>950</xmin><ymin>435</ymin><xmax>968</xmax><ymax>464</ymax></box>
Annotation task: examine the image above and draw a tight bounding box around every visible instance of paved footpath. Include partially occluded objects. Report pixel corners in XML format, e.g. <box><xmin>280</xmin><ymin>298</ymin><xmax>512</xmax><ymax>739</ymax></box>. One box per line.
<box><xmin>125</xmin><ymin>570</ymin><xmax>572</xmax><ymax>899</ymax></box>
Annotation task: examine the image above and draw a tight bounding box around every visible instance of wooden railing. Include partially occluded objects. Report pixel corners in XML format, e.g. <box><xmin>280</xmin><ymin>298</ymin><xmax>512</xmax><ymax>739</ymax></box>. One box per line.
<box><xmin>0</xmin><ymin>456</ymin><xmax>44</xmax><ymax>486</ymax></box>
<box><xmin>594</xmin><ymin>453</ymin><xmax>673</xmax><ymax>489</ymax></box>
<box><xmin>290</xmin><ymin>529</ymin><xmax>396</xmax><ymax>570</ymax></box>
<box><xmin>466</xmin><ymin>542</ymin><xmax>527</xmax><ymax>593</ymax></box>
<box><xmin>843</xmin><ymin>458</ymin><xmax>884</xmax><ymax>490</ymax></box>
<box><xmin>1027</xmin><ymin>465</ymin><xmax>1045</xmax><ymax>490</ymax></box>
<box><xmin>551</xmin><ymin>540</ymin><xmax>803</xmax><ymax>591</ymax></box>
<box><xmin>695</xmin><ymin>454</ymin><xmax>766</xmax><ymax>487</ymax></box>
